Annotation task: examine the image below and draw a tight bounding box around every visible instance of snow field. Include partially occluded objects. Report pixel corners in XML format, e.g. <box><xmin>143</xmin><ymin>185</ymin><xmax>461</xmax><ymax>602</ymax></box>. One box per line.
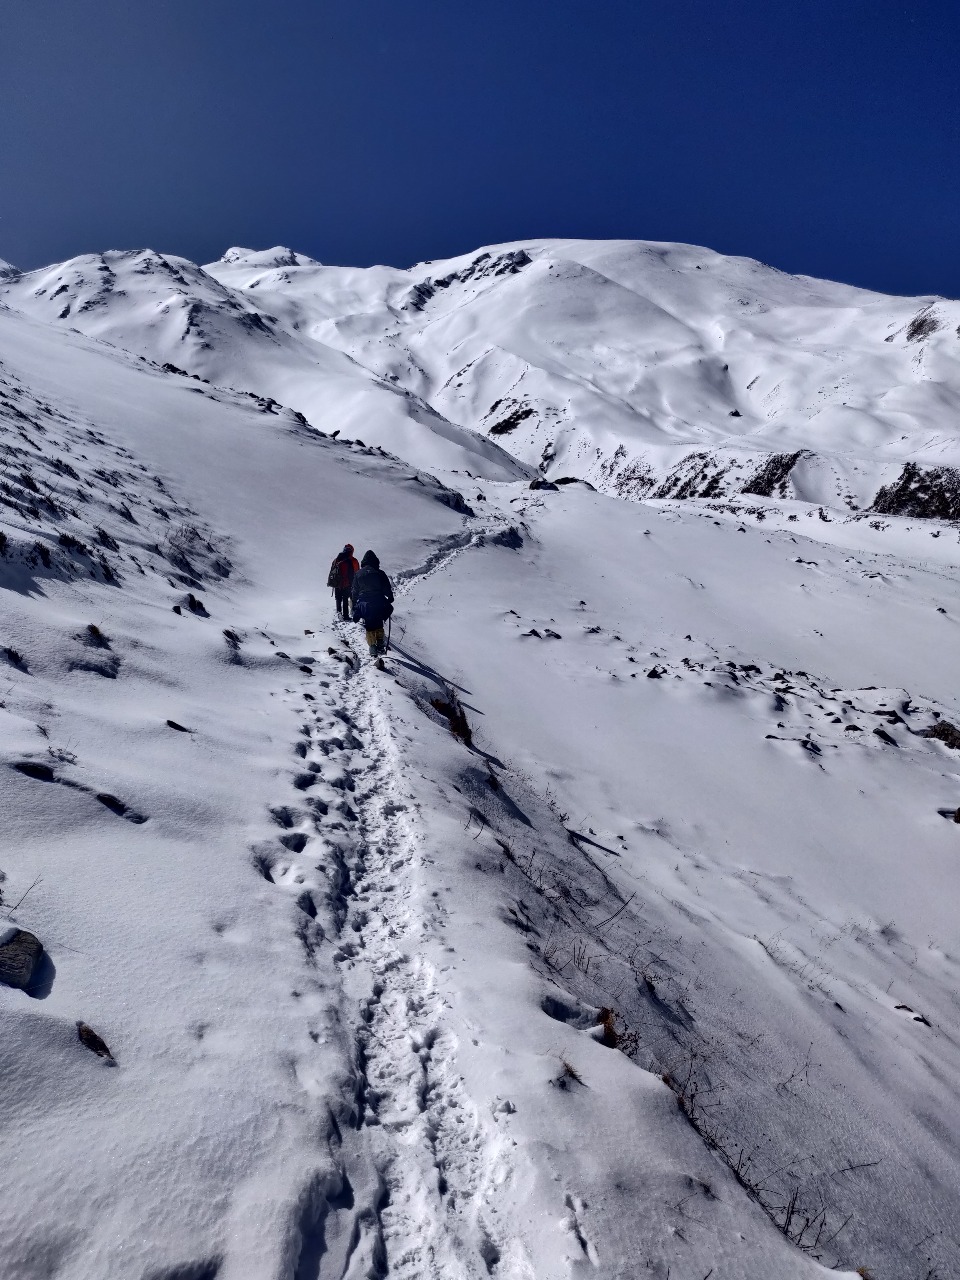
<box><xmin>3</xmin><ymin>235</ymin><xmax>960</xmax><ymax>1278</ymax></box>
<box><xmin>399</xmin><ymin>480</ymin><xmax>960</xmax><ymax>1276</ymax></box>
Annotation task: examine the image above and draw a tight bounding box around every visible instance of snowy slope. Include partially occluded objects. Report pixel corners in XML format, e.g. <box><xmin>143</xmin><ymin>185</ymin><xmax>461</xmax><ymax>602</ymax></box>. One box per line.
<box><xmin>405</xmin><ymin>481</ymin><xmax>960</xmax><ymax>1278</ymax></box>
<box><xmin>0</xmin><ymin>307</ymin><xmax>858</xmax><ymax>1280</ymax></box>
<box><xmin>0</xmin><ymin>249</ymin><xmax>530</xmax><ymax>483</ymax></box>
<box><xmin>8</xmin><ymin>237</ymin><xmax>960</xmax><ymax>515</ymax></box>
<box><xmin>0</xmin><ymin>308</ymin><xmax>488</xmax><ymax>1279</ymax></box>
<box><xmin>209</xmin><ymin>238</ymin><xmax>960</xmax><ymax>514</ymax></box>
<box><xmin>4</xmin><ymin>237</ymin><xmax>960</xmax><ymax>1279</ymax></box>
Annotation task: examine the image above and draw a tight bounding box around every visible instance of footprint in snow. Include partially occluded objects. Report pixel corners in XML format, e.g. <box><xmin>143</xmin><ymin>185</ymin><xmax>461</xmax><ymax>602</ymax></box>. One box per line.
<box><xmin>12</xmin><ymin>764</ymin><xmax>147</xmax><ymax>822</ymax></box>
<box><xmin>269</xmin><ymin>804</ymin><xmax>303</xmax><ymax>829</ymax></box>
<box><xmin>95</xmin><ymin>793</ymin><xmax>148</xmax><ymax>823</ymax></box>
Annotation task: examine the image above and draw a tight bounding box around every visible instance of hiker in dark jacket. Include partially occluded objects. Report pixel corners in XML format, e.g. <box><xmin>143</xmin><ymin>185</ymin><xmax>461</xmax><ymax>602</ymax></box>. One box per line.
<box><xmin>327</xmin><ymin>544</ymin><xmax>359</xmax><ymax>620</ymax></box>
<box><xmin>351</xmin><ymin>550</ymin><xmax>394</xmax><ymax>657</ymax></box>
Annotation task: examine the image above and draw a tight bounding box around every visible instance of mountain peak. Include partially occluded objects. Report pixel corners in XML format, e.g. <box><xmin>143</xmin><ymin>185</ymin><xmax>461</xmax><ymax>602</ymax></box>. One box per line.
<box><xmin>219</xmin><ymin>246</ymin><xmax>321</xmax><ymax>269</ymax></box>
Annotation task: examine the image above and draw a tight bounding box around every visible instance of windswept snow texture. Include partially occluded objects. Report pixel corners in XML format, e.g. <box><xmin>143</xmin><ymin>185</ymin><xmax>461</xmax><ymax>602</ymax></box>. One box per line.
<box><xmin>3</xmin><ymin>238</ymin><xmax>960</xmax><ymax>1279</ymax></box>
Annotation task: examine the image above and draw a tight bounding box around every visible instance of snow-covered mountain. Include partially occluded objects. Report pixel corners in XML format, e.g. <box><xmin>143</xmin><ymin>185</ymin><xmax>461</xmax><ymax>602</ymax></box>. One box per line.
<box><xmin>2</xmin><ymin>239</ymin><xmax>960</xmax><ymax>1280</ymax></box>
<box><xmin>0</xmin><ymin>248</ymin><xmax>530</xmax><ymax>483</ymax></box>
<box><xmin>212</xmin><ymin>238</ymin><xmax>960</xmax><ymax>514</ymax></box>
<box><xmin>6</xmin><ymin>238</ymin><xmax>960</xmax><ymax>516</ymax></box>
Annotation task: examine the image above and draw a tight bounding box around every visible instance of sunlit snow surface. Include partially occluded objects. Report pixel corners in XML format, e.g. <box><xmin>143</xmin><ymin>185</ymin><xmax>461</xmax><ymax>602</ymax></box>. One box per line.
<box><xmin>1</xmin><ymin>241</ymin><xmax>959</xmax><ymax>1278</ymax></box>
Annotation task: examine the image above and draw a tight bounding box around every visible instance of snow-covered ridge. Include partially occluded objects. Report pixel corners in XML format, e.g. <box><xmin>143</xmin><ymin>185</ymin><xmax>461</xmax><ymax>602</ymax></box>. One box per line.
<box><xmin>4</xmin><ymin>237</ymin><xmax>960</xmax><ymax>516</ymax></box>
<box><xmin>0</xmin><ymin>248</ymin><xmax>531</xmax><ymax>483</ymax></box>
<box><xmin>211</xmin><ymin>236</ymin><xmax>960</xmax><ymax>517</ymax></box>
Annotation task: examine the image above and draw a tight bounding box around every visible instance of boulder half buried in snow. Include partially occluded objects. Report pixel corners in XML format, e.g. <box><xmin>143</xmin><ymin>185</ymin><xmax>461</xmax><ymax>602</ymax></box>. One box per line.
<box><xmin>0</xmin><ymin>927</ymin><xmax>43</xmax><ymax>991</ymax></box>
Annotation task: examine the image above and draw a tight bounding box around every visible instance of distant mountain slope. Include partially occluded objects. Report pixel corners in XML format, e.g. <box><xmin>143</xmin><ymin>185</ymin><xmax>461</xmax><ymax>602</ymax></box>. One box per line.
<box><xmin>0</xmin><ymin>249</ymin><xmax>530</xmax><ymax>483</ymax></box>
<box><xmin>210</xmin><ymin>237</ymin><xmax>960</xmax><ymax>516</ymax></box>
<box><xmin>6</xmin><ymin>238</ymin><xmax>960</xmax><ymax>515</ymax></box>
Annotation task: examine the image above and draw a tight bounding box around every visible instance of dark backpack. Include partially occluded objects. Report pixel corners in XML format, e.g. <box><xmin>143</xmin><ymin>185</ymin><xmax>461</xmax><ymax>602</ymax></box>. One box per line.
<box><xmin>354</xmin><ymin>596</ymin><xmax>393</xmax><ymax>628</ymax></box>
<box><xmin>351</xmin><ymin>564</ymin><xmax>394</xmax><ymax>627</ymax></box>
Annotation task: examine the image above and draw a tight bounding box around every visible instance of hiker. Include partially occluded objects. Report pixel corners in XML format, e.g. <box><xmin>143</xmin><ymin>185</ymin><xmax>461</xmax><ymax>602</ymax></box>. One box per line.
<box><xmin>351</xmin><ymin>550</ymin><xmax>394</xmax><ymax>657</ymax></box>
<box><xmin>327</xmin><ymin>543</ymin><xmax>359</xmax><ymax>620</ymax></box>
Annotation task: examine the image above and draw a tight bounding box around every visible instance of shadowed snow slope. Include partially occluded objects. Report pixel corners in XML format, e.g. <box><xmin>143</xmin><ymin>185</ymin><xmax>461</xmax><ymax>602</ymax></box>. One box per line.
<box><xmin>2</xmin><ymin>241</ymin><xmax>960</xmax><ymax>1279</ymax></box>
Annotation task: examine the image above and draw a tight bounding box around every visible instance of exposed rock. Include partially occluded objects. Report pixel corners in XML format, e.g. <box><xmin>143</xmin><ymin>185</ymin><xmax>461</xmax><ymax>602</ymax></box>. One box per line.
<box><xmin>919</xmin><ymin>720</ymin><xmax>960</xmax><ymax>750</ymax></box>
<box><xmin>872</xmin><ymin>463</ymin><xmax>960</xmax><ymax>522</ymax></box>
<box><xmin>0</xmin><ymin>928</ymin><xmax>43</xmax><ymax>990</ymax></box>
<box><xmin>743</xmin><ymin>450</ymin><xmax>806</xmax><ymax>498</ymax></box>
<box><xmin>489</xmin><ymin>525</ymin><xmax>523</xmax><ymax>549</ymax></box>
<box><xmin>652</xmin><ymin>452</ymin><xmax>728</xmax><ymax>500</ymax></box>
<box><xmin>906</xmin><ymin>310</ymin><xmax>941</xmax><ymax>342</ymax></box>
<box><xmin>489</xmin><ymin>405</ymin><xmax>536</xmax><ymax>436</ymax></box>
<box><xmin>405</xmin><ymin>250</ymin><xmax>532</xmax><ymax>313</ymax></box>
<box><xmin>77</xmin><ymin>1021</ymin><xmax>114</xmax><ymax>1060</ymax></box>
<box><xmin>434</xmin><ymin>486</ymin><xmax>474</xmax><ymax>516</ymax></box>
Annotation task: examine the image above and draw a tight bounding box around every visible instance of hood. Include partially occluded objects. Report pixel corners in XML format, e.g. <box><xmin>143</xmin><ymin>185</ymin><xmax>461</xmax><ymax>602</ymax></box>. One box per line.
<box><xmin>361</xmin><ymin>550</ymin><xmax>380</xmax><ymax>568</ymax></box>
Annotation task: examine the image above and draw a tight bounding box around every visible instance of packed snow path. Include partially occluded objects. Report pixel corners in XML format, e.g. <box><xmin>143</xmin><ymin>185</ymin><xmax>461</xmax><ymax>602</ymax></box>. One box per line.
<box><xmin>271</xmin><ymin>629</ymin><xmax>505</xmax><ymax>1280</ymax></box>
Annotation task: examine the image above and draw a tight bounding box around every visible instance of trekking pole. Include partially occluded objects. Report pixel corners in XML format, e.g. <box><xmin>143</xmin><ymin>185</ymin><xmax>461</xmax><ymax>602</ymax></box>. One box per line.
<box><xmin>387</xmin><ymin>616</ymin><xmax>392</xmax><ymax>652</ymax></box>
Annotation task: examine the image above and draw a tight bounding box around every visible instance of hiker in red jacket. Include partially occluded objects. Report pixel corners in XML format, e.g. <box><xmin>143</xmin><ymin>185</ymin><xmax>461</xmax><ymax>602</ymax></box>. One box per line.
<box><xmin>327</xmin><ymin>543</ymin><xmax>359</xmax><ymax>620</ymax></box>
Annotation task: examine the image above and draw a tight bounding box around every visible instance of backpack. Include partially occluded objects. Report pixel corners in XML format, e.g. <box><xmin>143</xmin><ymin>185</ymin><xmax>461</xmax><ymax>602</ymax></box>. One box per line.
<box><xmin>326</xmin><ymin>558</ymin><xmax>339</xmax><ymax>589</ymax></box>
<box><xmin>353</xmin><ymin>597</ymin><xmax>393</xmax><ymax>628</ymax></box>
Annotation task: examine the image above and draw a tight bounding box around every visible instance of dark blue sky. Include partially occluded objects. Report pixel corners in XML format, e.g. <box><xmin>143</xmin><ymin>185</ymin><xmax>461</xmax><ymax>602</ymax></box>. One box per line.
<box><xmin>2</xmin><ymin>0</ymin><xmax>958</xmax><ymax>296</ymax></box>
